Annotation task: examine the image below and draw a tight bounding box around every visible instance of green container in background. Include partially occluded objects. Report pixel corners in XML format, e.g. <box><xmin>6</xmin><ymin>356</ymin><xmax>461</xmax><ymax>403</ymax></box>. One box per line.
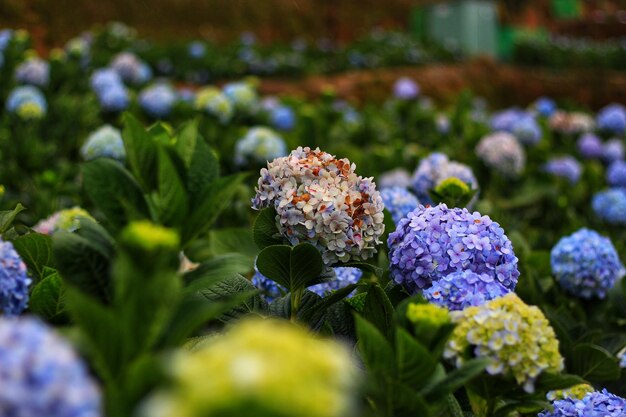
<box><xmin>552</xmin><ymin>0</ymin><xmax>582</xmax><ymax>20</ymax></box>
<box><xmin>498</xmin><ymin>26</ymin><xmax>549</xmax><ymax>60</ymax></box>
<box><xmin>414</xmin><ymin>0</ymin><xmax>498</xmax><ymax>57</ymax></box>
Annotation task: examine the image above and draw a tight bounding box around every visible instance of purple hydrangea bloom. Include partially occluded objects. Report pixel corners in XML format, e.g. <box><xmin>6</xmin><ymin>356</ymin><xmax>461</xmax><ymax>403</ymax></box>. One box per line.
<box><xmin>0</xmin><ymin>240</ymin><xmax>31</xmax><ymax>316</ymax></box>
<box><xmin>381</xmin><ymin>187</ymin><xmax>420</xmax><ymax>225</ymax></box>
<box><xmin>0</xmin><ymin>316</ymin><xmax>102</xmax><ymax>416</ymax></box>
<box><xmin>551</xmin><ymin>228</ymin><xmax>624</xmax><ymax>299</ymax></box>
<box><xmin>577</xmin><ymin>133</ymin><xmax>604</xmax><ymax>159</ymax></box>
<box><xmin>602</xmin><ymin>139</ymin><xmax>625</xmax><ymax>164</ymax></box>
<box><xmin>90</xmin><ymin>68</ymin><xmax>123</xmax><ymax>94</ymax></box>
<box><xmin>110</xmin><ymin>52</ymin><xmax>151</xmax><ymax>85</ymax></box>
<box><xmin>138</xmin><ymin>84</ymin><xmax>177</xmax><ymax>119</ymax></box>
<box><xmin>490</xmin><ymin>108</ymin><xmax>525</xmax><ymax>132</ymax></box>
<box><xmin>423</xmin><ymin>270</ymin><xmax>511</xmax><ymax>311</ymax></box>
<box><xmin>544</xmin><ymin>156</ymin><xmax>582</xmax><ymax>184</ymax></box>
<box><xmin>538</xmin><ymin>389</ymin><xmax>626</xmax><ymax>417</ymax></box>
<box><xmin>592</xmin><ymin>188</ymin><xmax>626</xmax><ymax>225</ymax></box>
<box><xmin>270</xmin><ymin>106</ymin><xmax>296</xmax><ymax>131</ymax></box>
<box><xmin>607</xmin><ymin>161</ymin><xmax>626</xmax><ymax>187</ymax></box>
<box><xmin>535</xmin><ymin>97</ymin><xmax>557</xmax><ymax>117</ymax></box>
<box><xmin>97</xmin><ymin>84</ymin><xmax>129</xmax><ymax>113</ymax></box>
<box><xmin>411</xmin><ymin>153</ymin><xmax>478</xmax><ymax>204</ymax></box>
<box><xmin>393</xmin><ymin>77</ymin><xmax>420</xmax><ymax>100</ymax></box>
<box><xmin>597</xmin><ymin>103</ymin><xmax>626</xmax><ymax>135</ymax></box>
<box><xmin>15</xmin><ymin>57</ymin><xmax>49</xmax><ymax>87</ymax></box>
<box><xmin>512</xmin><ymin>115</ymin><xmax>542</xmax><ymax>146</ymax></box>
<box><xmin>388</xmin><ymin>204</ymin><xmax>519</xmax><ymax>294</ymax></box>
<box><xmin>251</xmin><ymin>270</ymin><xmax>283</xmax><ymax>302</ymax></box>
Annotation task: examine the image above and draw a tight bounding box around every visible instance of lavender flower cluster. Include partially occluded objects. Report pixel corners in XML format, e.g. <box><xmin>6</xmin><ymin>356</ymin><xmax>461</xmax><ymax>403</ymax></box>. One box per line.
<box><xmin>423</xmin><ymin>270</ymin><xmax>511</xmax><ymax>311</ymax></box>
<box><xmin>475</xmin><ymin>132</ymin><xmax>526</xmax><ymax>177</ymax></box>
<box><xmin>380</xmin><ymin>187</ymin><xmax>420</xmax><ymax>225</ymax></box>
<box><xmin>607</xmin><ymin>161</ymin><xmax>626</xmax><ymax>187</ymax></box>
<box><xmin>596</xmin><ymin>103</ymin><xmax>626</xmax><ymax>135</ymax></box>
<box><xmin>490</xmin><ymin>109</ymin><xmax>541</xmax><ymax>145</ymax></box>
<box><xmin>90</xmin><ymin>68</ymin><xmax>129</xmax><ymax>112</ymax></box>
<box><xmin>544</xmin><ymin>157</ymin><xmax>582</xmax><ymax>184</ymax></box>
<box><xmin>551</xmin><ymin>228</ymin><xmax>624</xmax><ymax>299</ymax></box>
<box><xmin>539</xmin><ymin>389</ymin><xmax>626</xmax><ymax>417</ymax></box>
<box><xmin>15</xmin><ymin>56</ymin><xmax>49</xmax><ymax>87</ymax></box>
<box><xmin>253</xmin><ymin>147</ymin><xmax>385</xmax><ymax>265</ymax></box>
<box><xmin>388</xmin><ymin>204</ymin><xmax>519</xmax><ymax>294</ymax></box>
<box><xmin>592</xmin><ymin>188</ymin><xmax>626</xmax><ymax>225</ymax></box>
<box><xmin>0</xmin><ymin>239</ymin><xmax>30</xmax><ymax>316</ymax></box>
<box><xmin>392</xmin><ymin>77</ymin><xmax>420</xmax><ymax>100</ymax></box>
<box><xmin>0</xmin><ymin>316</ymin><xmax>102</xmax><ymax>417</ymax></box>
<box><xmin>411</xmin><ymin>153</ymin><xmax>478</xmax><ymax>204</ymax></box>
<box><xmin>110</xmin><ymin>52</ymin><xmax>152</xmax><ymax>85</ymax></box>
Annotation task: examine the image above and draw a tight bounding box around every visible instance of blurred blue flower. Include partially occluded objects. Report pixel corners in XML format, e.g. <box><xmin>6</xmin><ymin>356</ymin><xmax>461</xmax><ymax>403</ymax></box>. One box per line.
<box><xmin>0</xmin><ymin>316</ymin><xmax>102</xmax><ymax>416</ymax></box>
<box><xmin>544</xmin><ymin>156</ymin><xmax>582</xmax><ymax>184</ymax></box>
<box><xmin>597</xmin><ymin>103</ymin><xmax>626</xmax><ymax>135</ymax></box>
<box><xmin>539</xmin><ymin>389</ymin><xmax>626</xmax><ymax>417</ymax></box>
<box><xmin>607</xmin><ymin>160</ymin><xmax>626</xmax><ymax>187</ymax></box>
<box><xmin>97</xmin><ymin>84</ymin><xmax>129</xmax><ymax>113</ymax></box>
<box><xmin>0</xmin><ymin>239</ymin><xmax>30</xmax><ymax>316</ymax></box>
<box><xmin>490</xmin><ymin>108</ymin><xmax>525</xmax><ymax>132</ymax></box>
<box><xmin>81</xmin><ymin>125</ymin><xmax>125</xmax><ymax>162</ymax></box>
<box><xmin>381</xmin><ymin>187</ymin><xmax>420</xmax><ymax>225</ymax></box>
<box><xmin>111</xmin><ymin>52</ymin><xmax>152</xmax><ymax>85</ymax></box>
<box><xmin>512</xmin><ymin>115</ymin><xmax>542</xmax><ymax>146</ymax></box>
<box><xmin>235</xmin><ymin>126</ymin><xmax>287</xmax><ymax>166</ymax></box>
<box><xmin>411</xmin><ymin>153</ymin><xmax>478</xmax><ymax>204</ymax></box>
<box><xmin>378</xmin><ymin>168</ymin><xmax>412</xmax><ymax>189</ymax></box>
<box><xmin>423</xmin><ymin>270</ymin><xmax>511</xmax><ymax>311</ymax></box>
<box><xmin>388</xmin><ymin>204</ymin><xmax>519</xmax><ymax>294</ymax></box>
<box><xmin>90</xmin><ymin>68</ymin><xmax>123</xmax><ymax>94</ymax></box>
<box><xmin>0</xmin><ymin>29</ymin><xmax>13</xmax><ymax>51</ymax></box>
<box><xmin>392</xmin><ymin>77</ymin><xmax>420</xmax><ymax>100</ymax></box>
<box><xmin>271</xmin><ymin>106</ymin><xmax>296</xmax><ymax>131</ymax></box>
<box><xmin>534</xmin><ymin>97</ymin><xmax>557</xmax><ymax>117</ymax></box>
<box><xmin>188</xmin><ymin>41</ymin><xmax>206</xmax><ymax>59</ymax></box>
<box><xmin>139</xmin><ymin>84</ymin><xmax>177</xmax><ymax>119</ymax></box>
<box><xmin>15</xmin><ymin>57</ymin><xmax>49</xmax><ymax>87</ymax></box>
<box><xmin>551</xmin><ymin>228</ymin><xmax>624</xmax><ymax>299</ymax></box>
<box><xmin>592</xmin><ymin>188</ymin><xmax>626</xmax><ymax>225</ymax></box>
<box><xmin>223</xmin><ymin>81</ymin><xmax>258</xmax><ymax>114</ymax></box>
<box><xmin>602</xmin><ymin>139</ymin><xmax>625</xmax><ymax>164</ymax></box>
<box><xmin>577</xmin><ymin>133</ymin><xmax>604</xmax><ymax>159</ymax></box>
<box><xmin>6</xmin><ymin>85</ymin><xmax>47</xmax><ymax>119</ymax></box>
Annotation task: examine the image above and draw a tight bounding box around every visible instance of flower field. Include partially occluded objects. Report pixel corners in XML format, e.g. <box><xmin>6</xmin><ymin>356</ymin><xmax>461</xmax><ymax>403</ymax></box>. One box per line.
<box><xmin>0</xmin><ymin>22</ymin><xmax>625</xmax><ymax>417</ymax></box>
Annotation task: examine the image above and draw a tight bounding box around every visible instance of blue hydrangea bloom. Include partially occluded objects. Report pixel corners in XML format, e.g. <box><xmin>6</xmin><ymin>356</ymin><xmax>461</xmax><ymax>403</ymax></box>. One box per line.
<box><xmin>490</xmin><ymin>108</ymin><xmax>525</xmax><ymax>132</ymax></box>
<box><xmin>577</xmin><ymin>133</ymin><xmax>604</xmax><ymax>159</ymax></box>
<box><xmin>81</xmin><ymin>125</ymin><xmax>125</xmax><ymax>162</ymax></box>
<box><xmin>139</xmin><ymin>84</ymin><xmax>177</xmax><ymax>118</ymax></box>
<box><xmin>411</xmin><ymin>153</ymin><xmax>478</xmax><ymax>204</ymax></box>
<box><xmin>620</xmin><ymin>350</ymin><xmax>626</xmax><ymax>368</ymax></box>
<box><xmin>544</xmin><ymin>156</ymin><xmax>582</xmax><ymax>184</ymax></box>
<box><xmin>423</xmin><ymin>270</ymin><xmax>511</xmax><ymax>311</ymax></box>
<box><xmin>0</xmin><ymin>29</ymin><xmax>12</xmax><ymax>51</ymax></box>
<box><xmin>15</xmin><ymin>57</ymin><xmax>49</xmax><ymax>87</ymax></box>
<box><xmin>223</xmin><ymin>81</ymin><xmax>258</xmax><ymax>114</ymax></box>
<box><xmin>381</xmin><ymin>187</ymin><xmax>420</xmax><ymax>225</ymax></box>
<box><xmin>252</xmin><ymin>267</ymin><xmax>363</xmax><ymax>301</ymax></box>
<box><xmin>607</xmin><ymin>161</ymin><xmax>626</xmax><ymax>187</ymax></box>
<box><xmin>592</xmin><ymin>188</ymin><xmax>626</xmax><ymax>225</ymax></box>
<box><xmin>0</xmin><ymin>239</ymin><xmax>31</xmax><ymax>316</ymax></box>
<box><xmin>538</xmin><ymin>389</ymin><xmax>626</xmax><ymax>417</ymax></box>
<box><xmin>393</xmin><ymin>77</ymin><xmax>420</xmax><ymax>100</ymax></box>
<box><xmin>378</xmin><ymin>168</ymin><xmax>412</xmax><ymax>189</ymax></box>
<box><xmin>602</xmin><ymin>139</ymin><xmax>625</xmax><ymax>164</ymax></box>
<box><xmin>512</xmin><ymin>115</ymin><xmax>542</xmax><ymax>146</ymax></box>
<box><xmin>535</xmin><ymin>97</ymin><xmax>557</xmax><ymax>117</ymax></box>
<box><xmin>551</xmin><ymin>228</ymin><xmax>624</xmax><ymax>299</ymax></box>
<box><xmin>188</xmin><ymin>41</ymin><xmax>206</xmax><ymax>59</ymax></box>
<box><xmin>6</xmin><ymin>85</ymin><xmax>47</xmax><ymax>119</ymax></box>
<box><xmin>0</xmin><ymin>316</ymin><xmax>102</xmax><ymax>416</ymax></box>
<box><xmin>90</xmin><ymin>68</ymin><xmax>123</xmax><ymax>94</ymax></box>
<box><xmin>271</xmin><ymin>106</ymin><xmax>296</xmax><ymax>131</ymax></box>
<box><xmin>97</xmin><ymin>84</ymin><xmax>129</xmax><ymax>113</ymax></box>
<box><xmin>388</xmin><ymin>204</ymin><xmax>519</xmax><ymax>294</ymax></box>
<box><xmin>110</xmin><ymin>52</ymin><xmax>152</xmax><ymax>85</ymax></box>
<box><xmin>235</xmin><ymin>126</ymin><xmax>287</xmax><ymax>166</ymax></box>
<box><xmin>597</xmin><ymin>103</ymin><xmax>626</xmax><ymax>135</ymax></box>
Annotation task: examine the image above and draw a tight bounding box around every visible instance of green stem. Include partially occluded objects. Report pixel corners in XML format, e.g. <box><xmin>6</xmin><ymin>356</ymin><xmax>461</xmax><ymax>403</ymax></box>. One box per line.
<box><xmin>290</xmin><ymin>288</ymin><xmax>303</xmax><ymax>322</ymax></box>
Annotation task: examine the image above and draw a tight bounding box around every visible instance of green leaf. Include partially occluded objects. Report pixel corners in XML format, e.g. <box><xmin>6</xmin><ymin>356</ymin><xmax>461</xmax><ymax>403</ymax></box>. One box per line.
<box><xmin>252</xmin><ymin>207</ymin><xmax>283</xmax><ymax>249</ymax></box>
<box><xmin>153</xmin><ymin>146</ymin><xmax>188</xmax><ymax>227</ymax></box>
<box><xmin>29</xmin><ymin>270</ymin><xmax>67</xmax><ymax>322</ymax></box>
<box><xmin>572</xmin><ymin>343</ymin><xmax>621</xmax><ymax>381</ymax></box>
<box><xmin>82</xmin><ymin>159</ymin><xmax>150</xmax><ymax>230</ymax></box>
<box><xmin>122</xmin><ymin>113</ymin><xmax>158</xmax><ymax>191</ymax></box>
<box><xmin>354</xmin><ymin>314</ymin><xmax>396</xmax><ymax>379</ymax></box>
<box><xmin>362</xmin><ymin>283</ymin><xmax>395</xmax><ymax>339</ymax></box>
<box><xmin>174</xmin><ymin>119</ymin><xmax>200</xmax><ymax>167</ymax></box>
<box><xmin>256</xmin><ymin>243</ymin><xmax>324</xmax><ymax>292</ymax></box>
<box><xmin>256</xmin><ymin>245</ymin><xmax>291</xmax><ymax>288</ymax></box>
<box><xmin>422</xmin><ymin>358</ymin><xmax>490</xmax><ymax>401</ymax></box>
<box><xmin>195</xmin><ymin>274</ymin><xmax>266</xmax><ymax>321</ymax></box>
<box><xmin>396</xmin><ymin>328</ymin><xmax>437</xmax><ymax>390</ymax></box>
<box><xmin>340</xmin><ymin>261</ymin><xmax>384</xmax><ymax>278</ymax></box>
<box><xmin>0</xmin><ymin>203</ymin><xmax>25</xmax><ymax>233</ymax></box>
<box><xmin>208</xmin><ymin>228</ymin><xmax>258</xmax><ymax>264</ymax></box>
<box><xmin>299</xmin><ymin>284</ymin><xmax>359</xmax><ymax>325</ymax></box>
<box><xmin>175</xmin><ymin>121</ymin><xmax>219</xmax><ymax>196</ymax></box>
<box><xmin>183</xmin><ymin>254</ymin><xmax>254</xmax><ymax>291</ymax></box>
<box><xmin>534</xmin><ymin>372</ymin><xmax>587</xmax><ymax>392</ymax></box>
<box><xmin>392</xmin><ymin>382</ymin><xmax>431</xmax><ymax>416</ymax></box>
<box><xmin>12</xmin><ymin>232</ymin><xmax>53</xmax><ymax>281</ymax></box>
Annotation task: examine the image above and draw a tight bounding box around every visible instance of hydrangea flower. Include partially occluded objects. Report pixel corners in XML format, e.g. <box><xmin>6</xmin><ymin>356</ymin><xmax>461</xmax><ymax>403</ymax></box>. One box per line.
<box><xmin>15</xmin><ymin>57</ymin><xmax>49</xmax><ymax>87</ymax></box>
<box><xmin>607</xmin><ymin>160</ymin><xmax>626</xmax><ymax>187</ymax></box>
<box><xmin>388</xmin><ymin>204</ymin><xmax>519</xmax><ymax>294</ymax></box>
<box><xmin>534</xmin><ymin>97</ymin><xmax>557</xmax><ymax>117</ymax></box>
<box><xmin>235</xmin><ymin>127</ymin><xmax>287</xmax><ymax>166</ymax></box>
<box><xmin>551</xmin><ymin>228</ymin><xmax>624</xmax><ymax>298</ymax></box>
<box><xmin>490</xmin><ymin>108</ymin><xmax>525</xmax><ymax>132</ymax></box>
<box><xmin>577</xmin><ymin>133</ymin><xmax>604</xmax><ymax>159</ymax></box>
<box><xmin>476</xmin><ymin>132</ymin><xmax>526</xmax><ymax>177</ymax></box>
<box><xmin>139</xmin><ymin>84</ymin><xmax>177</xmax><ymax>119</ymax></box>
<box><xmin>34</xmin><ymin>207</ymin><xmax>95</xmax><ymax>236</ymax></box>
<box><xmin>97</xmin><ymin>84</ymin><xmax>129</xmax><ymax>113</ymax></box>
<box><xmin>597</xmin><ymin>103</ymin><xmax>626</xmax><ymax>135</ymax></box>
<box><xmin>538</xmin><ymin>389</ymin><xmax>626</xmax><ymax>417</ymax></box>
<box><xmin>546</xmin><ymin>384</ymin><xmax>594</xmax><ymax>402</ymax></box>
<box><xmin>271</xmin><ymin>106</ymin><xmax>296</xmax><ymax>131</ymax></box>
<box><xmin>140</xmin><ymin>319</ymin><xmax>358</xmax><ymax>417</ymax></box>
<box><xmin>252</xmin><ymin>147</ymin><xmax>385</xmax><ymax>265</ymax></box>
<box><xmin>602</xmin><ymin>139</ymin><xmax>625</xmax><ymax>164</ymax></box>
<box><xmin>81</xmin><ymin>125</ymin><xmax>125</xmax><ymax>162</ymax></box>
<box><xmin>406</xmin><ymin>303</ymin><xmax>450</xmax><ymax>327</ymax></box>
<box><xmin>423</xmin><ymin>270</ymin><xmax>511</xmax><ymax>311</ymax></box>
<box><xmin>436</xmin><ymin>114</ymin><xmax>451</xmax><ymax>134</ymax></box>
<box><xmin>411</xmin><ymin>153</ymin><xmax>478</xmax><ymax>204</ymax></box>
<box><xmin>110</xmin><ymin>52</ymin><xmax>152</xmax><ymax>85</ymax></box>
<box><xmin>380</xmin><ymin>187</ymin><xmax>420</xmax><ymax>225</ymax></box>
<box><xmin>223</xmin><ymin>81</ymin><xmax>258</xmax><ymax>114</ymax></box>
<box><xmin>0</xmin><ymin>316</ymin><xmax>102</xmax><ymax>416</ymax></box>
<box><xmin>444</xmin><ymin>293</ymin><xmax>563</xmax><ymax>393</ymax></box>
<box><xmin>378</xmin><ymin>168</ymin><xmax>412</xmax><ymax>189</ymax></box>
<box><xmin>0</xmin><ymin>239</ymin><xmax>30</xmax><ymax>316</ymax></box>
<box><xmin>6</xmin><ymin>85</ymin><xmax>47</xmax><ymax>120</ymax></box>
<box><xmin>512</xmin><ymin>115</ymin><xmax>542</xmax><ymax>146</ymax></box>
<box><xmin>187</xmin><ymin>41</ymin><xmax>206</xmax><ymax>59</ymax></box>
<box><xmin>592</xmin><ymin>188</ymin><xmax>626</xmax><ymax>225</ymax></box>
<box><xmin>194</xmin><ymin>87</ymin><xmax>233</xmax><ymax>123</ymax></box>
<box><xmin>252</xmin><ymin>267</ymin><xmax>364</xmax><ymax>299</ymax></box>
<box><xmin>544</xmin><ymin>156</ymin><xmax>582</xmax><ymax>184</ymax></box>
<box><xmin>0</xmin><ymin>29</ymin><xmax>12</xmax><ymax>51</ymax></box>
<box><xmin>90</xmin><ymin>68</ymin><xmax>123</xmax><ymax>94</ymax></box>
<box><xmin>392</xmin><ymin>77</ymin><xmax>420</xmax><ymax>100</ymax></box>
<box><xmin>549</xmin><ymin>111</ymin><xmax>594</xmax><ymax>135</ymax></box>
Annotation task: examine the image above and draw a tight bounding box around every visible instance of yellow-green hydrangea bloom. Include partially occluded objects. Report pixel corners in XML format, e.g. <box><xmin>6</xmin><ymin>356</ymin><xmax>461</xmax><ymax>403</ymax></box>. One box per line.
<box><xmin>444</xmin><ymin>293</ymin><xmax>563</xmax><ymax>393</ymax></box>
<box><xmin>141</xmin><ymin>319</ymin><xmax>358</xmax><ymax>417</ymax></box>
<box><xmin>547</xmin><ymin>384</ymin><xmax>594</xmax><ymax>401</ymax></box>
<box><xmin>406</xmin><ymin>303</ymin><xmax>450</xmax><ymax>326</ymax></box>
<box><xmin>33</xmin><ymin>207</ymin><xmax>95</xmax><ymax>235</ymax></box>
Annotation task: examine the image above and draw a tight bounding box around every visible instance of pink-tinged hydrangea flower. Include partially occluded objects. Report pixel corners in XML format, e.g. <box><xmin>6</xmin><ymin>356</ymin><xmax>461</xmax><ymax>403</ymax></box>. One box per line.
<box><xmin>445</xmin><ymin>293</ymin><xmax>563</xmax><ymax>394</ymax></box>
<box><xmin>549</xmin><ymin>111</ymin><xmax>594</xmax><ymax>135</ymax></box>
<box><xmin>424</xmin><ymin>270</ymin><xmax>511</xmax><ymax>311</ymax></box>
<box><xmin>388</xmin><ymin>204</ymin><xmax>519</xmax><ymax>294</ymax></box>
<box><xmin>539</xmin><ymin>389</ymin><xmax>626</xmax><ymax>417</ymax></box>
<box><xmin>0</xmin><ymin>316</ymin><xmax>102</xmax><ymax>416</ymax></box>
<box><xmin>253</xmin><ymin>147</ymin><xmax>385</xmax><ymax>265</ymax></box>
<box><xmin>15</xmin><ymin>57</ymin><xmax>49</xmax><ymax>87</ymax></box>
<box><xmin>110</xmin><ymin>52</ymin><xmax>152</xmax><ymax>85</ymax></box>
<box><xmin>0</xmin><ymin>239</ymin><xmax>30</xmax><ymax>316</ymax></box>
<box><xmin>34</xmin><ymin>207</ymin><xmax>94</xmax><ymax>236</ymax></box>
<box><xmin>476</xmin><ymin>132</ymin><xmax>526</xmax><ymax>177</ymax></box>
